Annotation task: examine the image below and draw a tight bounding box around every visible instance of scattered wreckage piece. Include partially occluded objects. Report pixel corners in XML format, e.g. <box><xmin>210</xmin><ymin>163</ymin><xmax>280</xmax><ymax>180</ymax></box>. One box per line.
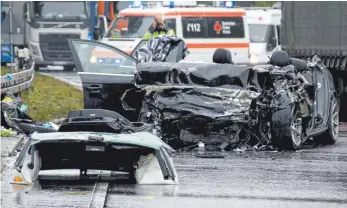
<box><xmin>59</xmin><ymin>109</ymin><xmax>153</xmax><ymax>133</ymax></box>
<box><xmin>1</xmin><ymin>94</ymin><xmax>58</xmax><ymax>135</ymax></box>
<box><xmin>129</xmin><ymin>54</ymin><xmax>339</xmax><ymax>151</ymax></box>
<box><xmin>12</xmin><ymin>131</ymin><xmax>178</xmax><ymax>185</ymax></box>
<box><xmin>133</xmin><ymin>35</ymin><xmax>189</xmax><ymax>63</ymax></box>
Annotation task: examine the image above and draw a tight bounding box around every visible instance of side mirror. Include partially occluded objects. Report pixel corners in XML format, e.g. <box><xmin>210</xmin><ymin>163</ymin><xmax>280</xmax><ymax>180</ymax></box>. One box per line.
<box><xmin>1</xmin><ymin>11</ymin><xmax>6</xmax><ymax>21</ymax></box>
<box><xmin>95</xmin><ymin>15</ymin><xmax>108</xmax><ymax>39</ymax></box>
<box><xmin>93</xmin><ymin>27</ymin><xmax>101</xmax><ymax>40</ymax></box>
<box><xmin>267</xmin><ymin>37</ymin><xmax>277</xmax><ymax>51</ymax></box>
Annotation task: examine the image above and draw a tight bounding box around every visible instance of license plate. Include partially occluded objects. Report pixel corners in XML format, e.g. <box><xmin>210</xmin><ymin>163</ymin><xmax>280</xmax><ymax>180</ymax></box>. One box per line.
<box><xmin>53</xmin><ymin>61</ymin><xmax>67</xmax><ymax>65</ymax></box>
<box><xmin>86</xmin><ymin>145</ymin><xmax>105</xmax><ymax>152</ymax></box>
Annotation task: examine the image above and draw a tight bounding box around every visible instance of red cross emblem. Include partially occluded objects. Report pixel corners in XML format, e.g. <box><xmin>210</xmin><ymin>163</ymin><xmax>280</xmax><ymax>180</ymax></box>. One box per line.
<box><xmin>214</xmin><ymin>21</ymin><xmax>222</xmax><ymax>34</ymax></box>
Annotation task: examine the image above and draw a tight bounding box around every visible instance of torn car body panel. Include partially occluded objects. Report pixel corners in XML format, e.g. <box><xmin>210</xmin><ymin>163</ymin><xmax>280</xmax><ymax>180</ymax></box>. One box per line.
<box><xmin>13</xmin><ymin>131</ymin><xmax>177</xmax><ymax>185</ymax></box>
<box><xmin>128</xmin><ymin>62</ymin><xmax>269</xmax><ymax>149</ymax></box>
<box><xmin>127</xmin><ymin>57</ymin><xmax>338</xmax><ymax>150</ymax></box>
<box><xmin>68</xmin><ymin>39</ymin><xmax>338</xmax><ymax>150</ymax></box>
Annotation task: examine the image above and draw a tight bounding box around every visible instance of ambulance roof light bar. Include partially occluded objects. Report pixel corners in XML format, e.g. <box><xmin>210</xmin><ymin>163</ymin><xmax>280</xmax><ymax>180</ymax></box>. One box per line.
<box><xmin>128</xmin><ymin>1</ymin><xmax>142</xmax><ymax>8</ymax></box>
<box><xmin>219</xmin><ymin>1</ymin><xmax>235</xmax><ymax>8</ymax></box>
<box><xmin>244</xmin><ymin>7</ymin><xmax>273</xmax><ymax>10</ymax></box>
<box><xmin>162</xmin><ymin>1</ymin><xmax>197</xmax><ymax>8</ymax></box>
<box><xmin>128</xmin><ymin>1</ymin><xmax>237</xmax><ymax>9</ymax></box>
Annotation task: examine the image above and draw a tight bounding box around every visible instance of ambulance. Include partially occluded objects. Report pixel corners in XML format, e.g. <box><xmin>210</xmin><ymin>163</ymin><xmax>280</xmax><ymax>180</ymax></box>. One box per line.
<box><xmin>98</xmin><ymin>1</ymin><xmax>251</xmax><ymax>64</ymax></box>
<box><xmin>245</xmin><ymin>8</ymin><xmax>281</xmax><ymax>64</ymax></box>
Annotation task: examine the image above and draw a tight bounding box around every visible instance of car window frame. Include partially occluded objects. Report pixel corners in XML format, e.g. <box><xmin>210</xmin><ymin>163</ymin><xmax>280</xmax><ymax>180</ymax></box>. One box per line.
<box><xmin>68</xmin><ymin>39</ymin><xmax>137</xmax><ymax>75</ymax></box>
<box><xmin>164</xmin><ymin>18</ymin><xmax>177</xmax><ymax>33</ymax></box>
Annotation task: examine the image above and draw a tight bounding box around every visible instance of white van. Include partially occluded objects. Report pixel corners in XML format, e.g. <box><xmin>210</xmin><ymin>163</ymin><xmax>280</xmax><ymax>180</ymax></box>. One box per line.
<box><xmin>246</xmin><ymin>8</ymin><xmax>281</xmax><ymax>64</ymax></box>
<box><xmin>99</xmin><ymin>2</ymin><xmax>251</xmax><ymax>64</ymax></box>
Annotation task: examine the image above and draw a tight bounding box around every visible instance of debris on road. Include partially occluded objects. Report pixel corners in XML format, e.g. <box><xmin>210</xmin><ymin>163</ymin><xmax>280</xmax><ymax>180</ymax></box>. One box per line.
<box><xmin>1</xmin><ymin>94</ymin><xmax>59</xmax><ymax>135</ymax></box>
<box><xmin>0</xmin><ymin>127</ymin><xmax>17</xmax><ymax>137</ymax></box>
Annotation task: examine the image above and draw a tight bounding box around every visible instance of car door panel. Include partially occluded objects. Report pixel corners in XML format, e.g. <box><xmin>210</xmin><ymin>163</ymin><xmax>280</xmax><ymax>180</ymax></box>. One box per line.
<box><xmin>312</xmin><ymin>66</ymin><xmax>329</xmax><ymax>129</ymax></box>
<box><xmin>68</xmin><ymin>39</ymin><xmax>143</xmax><ymax>122</ymax></box>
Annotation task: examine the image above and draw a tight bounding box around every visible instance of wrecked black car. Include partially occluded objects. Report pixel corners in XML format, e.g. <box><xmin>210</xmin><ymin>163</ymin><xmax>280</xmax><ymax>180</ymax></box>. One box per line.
<box><xmin>69</xmin><ymin>38</ymin><xmax>339</xmax><ymax>151</ymax></box>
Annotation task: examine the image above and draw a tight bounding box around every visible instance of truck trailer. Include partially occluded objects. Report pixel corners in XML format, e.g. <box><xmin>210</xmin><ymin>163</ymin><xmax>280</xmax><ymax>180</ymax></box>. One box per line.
<box><xmin>281</xmin><ymin>2</ymin><xmax>347</xmax><ymax>120</ymax></box>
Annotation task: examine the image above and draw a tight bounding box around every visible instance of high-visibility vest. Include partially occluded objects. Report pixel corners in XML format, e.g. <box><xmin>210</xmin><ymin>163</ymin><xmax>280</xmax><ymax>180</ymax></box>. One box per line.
<box><xmin>143</xmin><ymin>29</ymin><xmax>175</xmax><ymax>40</ymax></box>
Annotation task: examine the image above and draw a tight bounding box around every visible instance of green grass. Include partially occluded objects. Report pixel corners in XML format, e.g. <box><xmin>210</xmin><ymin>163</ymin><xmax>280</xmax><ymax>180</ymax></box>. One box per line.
<box><xmin>19</xmin><ymin>72</ymin><xmax>83</xmax><ymax>122</ymax></box>
<box><xmin>1</xmin><ymin>66</ymin><xmax>12</xmax><ymax>75</ymax></box>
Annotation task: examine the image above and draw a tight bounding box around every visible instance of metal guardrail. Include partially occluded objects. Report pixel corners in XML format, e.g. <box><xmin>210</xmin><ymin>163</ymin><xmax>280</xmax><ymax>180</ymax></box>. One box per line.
<box><xmin>1</xmin><ymin>62</ymin><xmax>35</xmax><ymax>95</ymax></box>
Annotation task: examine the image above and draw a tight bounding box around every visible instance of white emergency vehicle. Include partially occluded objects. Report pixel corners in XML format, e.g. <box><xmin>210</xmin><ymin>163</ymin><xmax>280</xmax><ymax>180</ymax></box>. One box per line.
<box><xmin>246</xmin><ymin>8</ymin><xmax>282</xmax><ymax>64</ymax></box>
<box><xmin>99</xmin><ymin>1</ymin><xmax>251</xmax><ymax>64</ymax></box>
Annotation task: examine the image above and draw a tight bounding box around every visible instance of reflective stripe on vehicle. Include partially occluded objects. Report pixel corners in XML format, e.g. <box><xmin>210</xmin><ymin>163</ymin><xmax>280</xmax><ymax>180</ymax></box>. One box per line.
<box><xmin>186</xmin><ymin>43</ymin><xmax>249</xmax><ymax>49</ymax></box>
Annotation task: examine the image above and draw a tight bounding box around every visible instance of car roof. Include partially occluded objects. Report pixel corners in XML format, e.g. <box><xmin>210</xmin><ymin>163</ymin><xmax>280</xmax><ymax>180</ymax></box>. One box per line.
<box><xmin>30</xmin><ymin>131</ymin><xmax>174</xmax><ymax>151</ymax></box>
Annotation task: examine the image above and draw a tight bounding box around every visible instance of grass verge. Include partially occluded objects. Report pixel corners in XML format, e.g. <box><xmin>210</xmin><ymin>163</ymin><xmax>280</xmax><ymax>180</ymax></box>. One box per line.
<box><xmin>19</xmin><ymin>72</ymin><xmax>83</xmax><ymax>122</ymax></box>
<box><xmin>1</xmin><ymin>66</ymin><xmax>12</xmax><ymax>75</ymax></box>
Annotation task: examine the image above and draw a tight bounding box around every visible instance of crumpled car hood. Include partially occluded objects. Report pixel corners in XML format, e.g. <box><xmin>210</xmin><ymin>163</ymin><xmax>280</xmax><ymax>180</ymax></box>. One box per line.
<box><xmin>143</xmin><ymin>86</ymin><xmax>260</xmax><ymax>120</ymax></box>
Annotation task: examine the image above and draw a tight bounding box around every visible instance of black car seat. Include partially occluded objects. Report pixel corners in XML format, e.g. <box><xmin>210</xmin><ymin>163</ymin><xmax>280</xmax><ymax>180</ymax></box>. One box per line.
<box><xmin>290</xmin><ymin>58</ymin><xmax>307</xmax><ymax>71</ymax></box>
<box><xmin>213</xmin><ymin>48</ymin><xmax>233</xmax><ymax>64</ymax></box>
<box><xmin>270</xmin><ymin>51</ymin><xmax>290</xmax><ymax>67</ymax></box>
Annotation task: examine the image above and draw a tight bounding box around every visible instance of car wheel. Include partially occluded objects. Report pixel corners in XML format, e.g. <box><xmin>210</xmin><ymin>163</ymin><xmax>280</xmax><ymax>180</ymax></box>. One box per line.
<box><xmin>315</xmin><ymin>97</ymin><xmax>339</xmax><ymax>145</ymax></box>
<box><xmin>272</xmin><ymin>104</ymin><xmax>303</xmax><ymax>150</ymax></box>
<box><xmin>63</xmin><ymin>66</ymin><xmax>75</xmax><ymax>71</ymax></box>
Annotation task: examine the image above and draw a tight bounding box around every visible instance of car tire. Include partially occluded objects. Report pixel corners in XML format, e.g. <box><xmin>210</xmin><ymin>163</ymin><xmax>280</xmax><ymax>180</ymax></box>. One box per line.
<box><xmin>315</xmin><ymin>97</ymin><xmax>339</xmax><ymax>145</ymax></box>
<box><xmin>271</xmin><ymin>104</ymin><xmax>303</xmax><ymax>150</ymax></box>
<box><xmin>63</xmin><ymin>66</ymin><xmax>75</xmax><ymax>72</ymax></box>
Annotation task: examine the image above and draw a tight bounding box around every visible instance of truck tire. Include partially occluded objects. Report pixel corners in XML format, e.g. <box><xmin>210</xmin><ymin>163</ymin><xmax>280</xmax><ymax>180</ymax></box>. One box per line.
<box><xmin>315</xmin><ymin>97</ymin><xmax>339</xmax><ymax>145</ymax></box>
<box><xmin>63</xmin><ymin>66</ymin><xmax>75</xmax><ymax>71</ymax></box>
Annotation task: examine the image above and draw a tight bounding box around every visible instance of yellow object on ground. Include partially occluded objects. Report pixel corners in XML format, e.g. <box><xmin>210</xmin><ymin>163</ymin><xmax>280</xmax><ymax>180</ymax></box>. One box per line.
<box><xmin>0</xmin><ymin>128</ymin><xmax>13</xmax><ymax>137</ymax></box>
<box><xmin>2</xmin><ymin>96</ymin><xmax>14</xmax><ymax>103</ymax></box>
<box><xmin>0</xmin><ymin>66</ymin><xmax>12</xmax><ymax>75</ymax></box>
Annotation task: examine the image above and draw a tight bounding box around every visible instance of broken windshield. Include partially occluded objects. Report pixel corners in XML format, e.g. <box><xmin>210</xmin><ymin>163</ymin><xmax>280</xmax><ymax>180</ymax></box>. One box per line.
<box><xmin>105</xmin><ymin>16</ymin><xmax>155</xmax><ymax>38</ymax></box>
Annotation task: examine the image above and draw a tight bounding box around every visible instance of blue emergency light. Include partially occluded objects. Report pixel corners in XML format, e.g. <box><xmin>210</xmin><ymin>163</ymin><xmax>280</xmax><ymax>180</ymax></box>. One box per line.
<box><xmin>170</xmin><ymin>1</ymin><xmax>175</xmax><ymax>8</ymax></box>
<box><xmin>220</xmin><ymin>1</ymin><xmax>235</xmax><ymax>8</ymax></box>
<box><xmin>129</xmin><ymin>1</ymin><xmax>142</xmax><ymax>8</ymax></box>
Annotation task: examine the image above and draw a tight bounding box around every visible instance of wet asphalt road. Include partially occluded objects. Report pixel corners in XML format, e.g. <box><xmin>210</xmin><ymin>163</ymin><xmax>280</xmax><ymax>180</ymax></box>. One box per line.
<box><xmin>1</xmin><ymin>132</ymin><xmax>347</xmax><ymax>208</ymax></box>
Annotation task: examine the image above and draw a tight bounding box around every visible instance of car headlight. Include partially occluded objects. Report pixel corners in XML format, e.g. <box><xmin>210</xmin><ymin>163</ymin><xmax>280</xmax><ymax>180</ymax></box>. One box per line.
<box><xmin>249</xmin><ymin>53</ymin><xmax>260</xmax><ymax>65</ymax></box>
